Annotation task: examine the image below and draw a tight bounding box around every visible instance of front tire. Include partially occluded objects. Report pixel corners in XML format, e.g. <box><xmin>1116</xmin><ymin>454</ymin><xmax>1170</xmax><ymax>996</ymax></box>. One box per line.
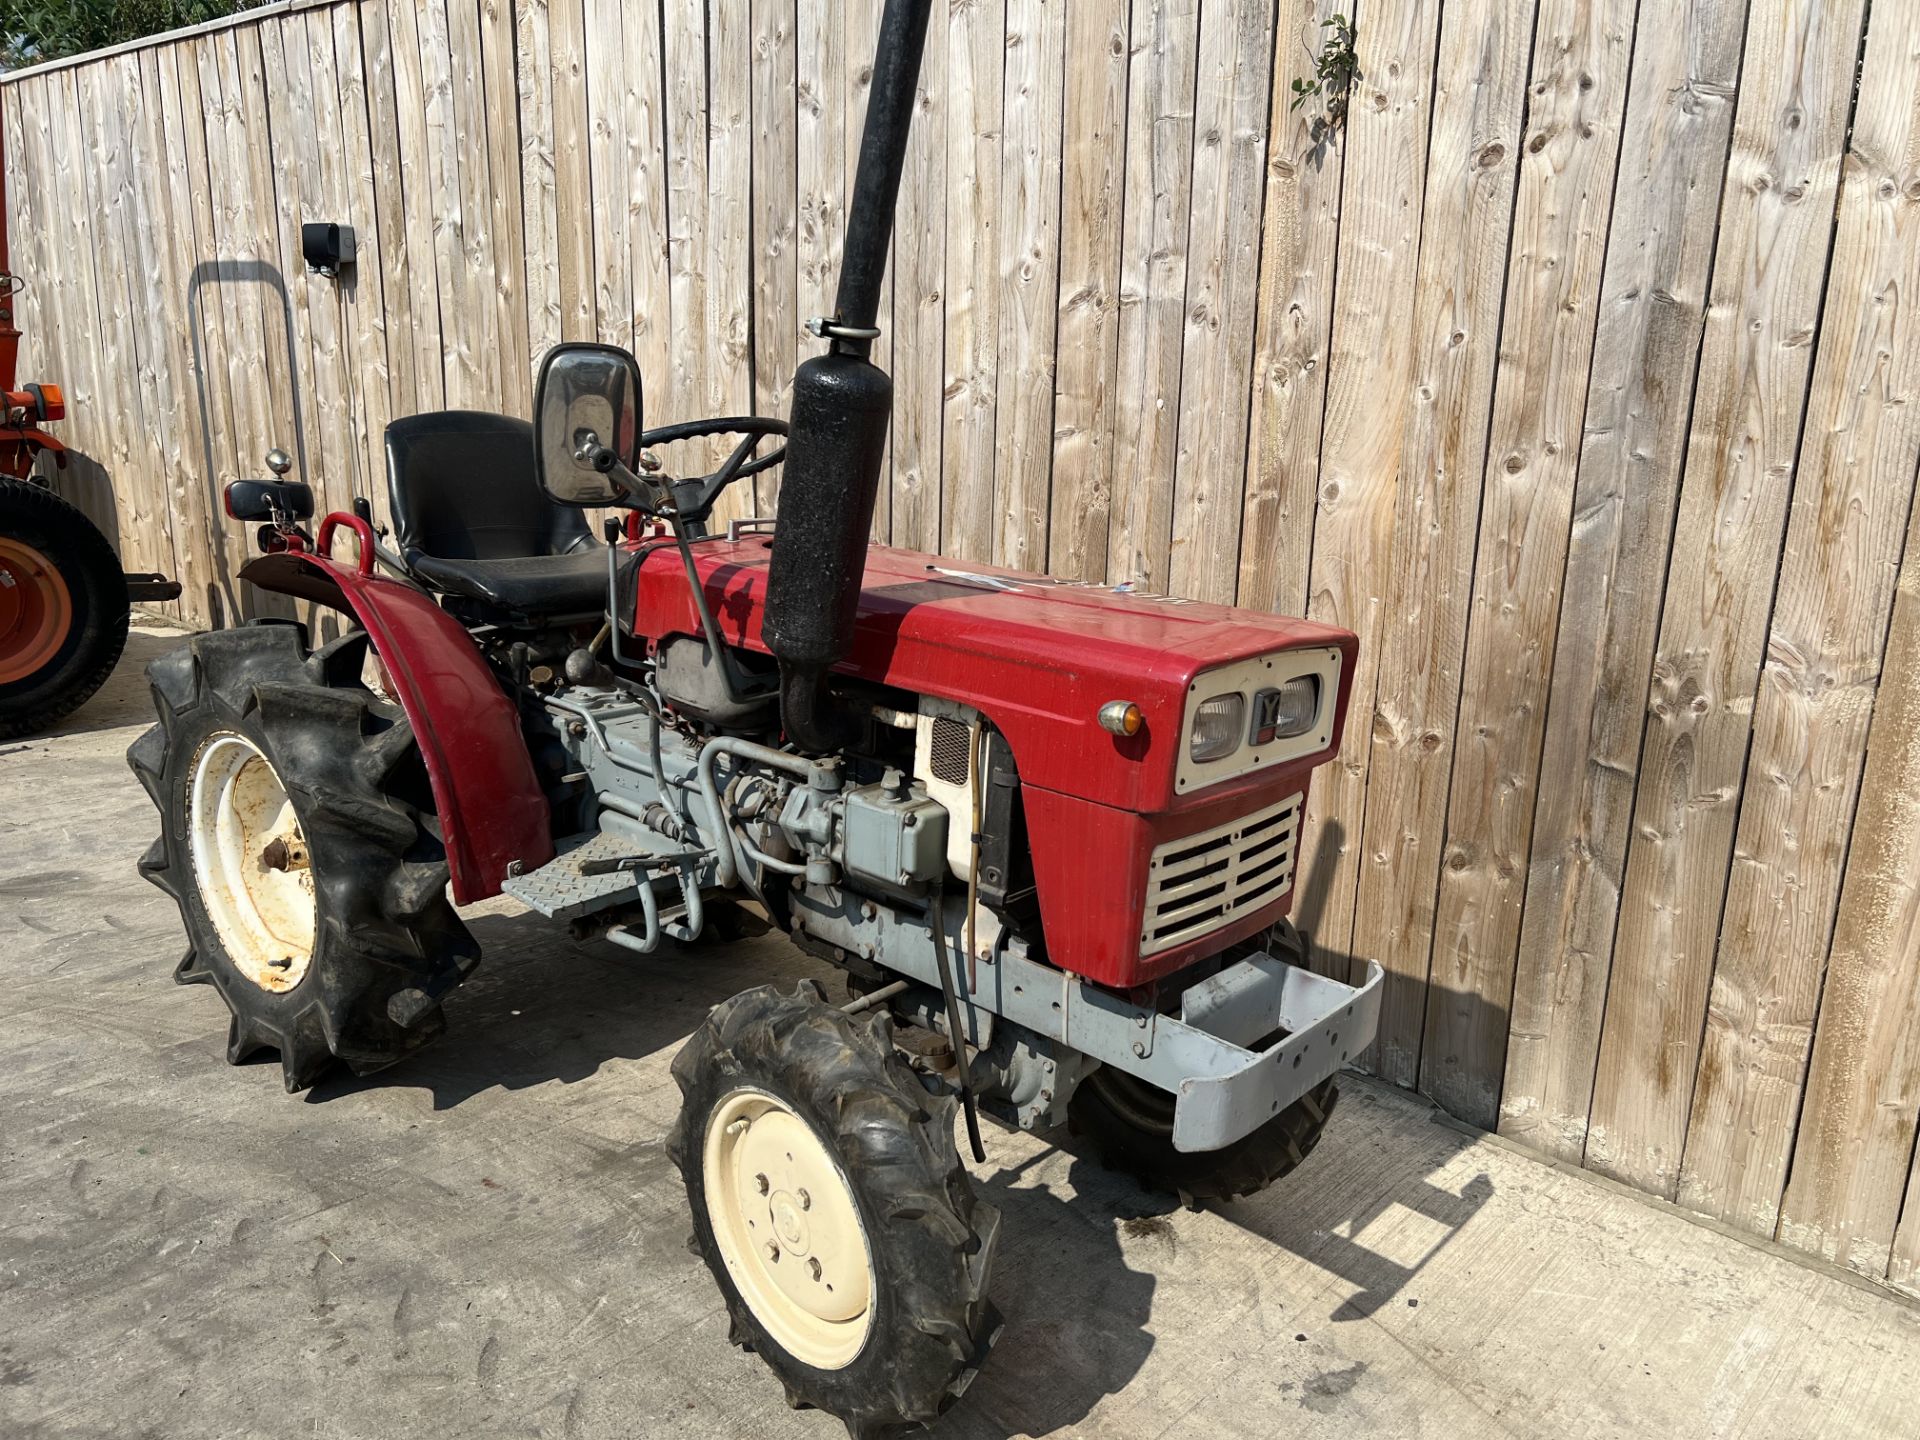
<box><xmin>0</xmin><ymin>478</ymin><xmax>129</xmax><ymax>737</ymax></box>
<box><xmin>1070</xmin><ymin>917</ymin><xmax>1340</xmax><ymax>1203</ymax></box>
<box><xmin>128</xmin><ymin>624</ymin><xmax>478</xmax><ymax>1091</ymax></box>
<box><xmin>669</xmin><ymin>982</ymin><xmax>1000</xmax><ymax>1437</ymax></box>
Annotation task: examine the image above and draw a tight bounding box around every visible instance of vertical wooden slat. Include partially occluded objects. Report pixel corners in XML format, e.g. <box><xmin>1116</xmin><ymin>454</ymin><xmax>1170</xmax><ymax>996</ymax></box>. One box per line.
<box><xmin>477</xmin><ymin>0</ymin><xmax>531</xmax><ymax>409</ymax></box>
<box><xmin>76</xmin><ymin>57</ymin><xmax>180</xmax><ymax>616</ymax></box>
<box><xmin>844</xmin><ymin>0</ymin><xmax>893</xmax><ymax>542</ymax></box>
<box><xmin>379</xmin><ymin>0</ymin><xmax>446</xmax><ymax>412</ymax></box>
<box><xmin>1346</xmin><ymin>0</ymin><xmax>1534</xmax><ymax>1089</ymax></box>
<box><xmin>1419</xmin><ymin>0</ymin><xmax>1639</xmax><ymax>1124</ymax></box>
<box><xmin>798</xmin><ymin>0</ymin><xmax>845</xmax><ymax>432</ymax></box>
<box><xmin>939</xmin><ymin>0</ymin><xmax>1003</xmax><ymax>565</ymax></box>
<box><xmin>1678</xmin><ymin>0</ymin><xmax>1920</xmax><ymax>1237</ymax></box>
<box><xmin>143</xmin><ymin>43</ymin><xmax>221</xmax><ymax>627</ymax></box>
<box><xmin>664</xmin><ymin>0</ymin><xmax>710</xmax><ymax>445</ymax></box>
<box><xmin>1293</xmin><ymin>0</ymin><xmax>1441</xmax><ymax>956</ymax></box>
<box><xmin>330</xmin><ymin>3</ymin><xmax>393</xmax><ymax>526</ymax></box>
<box><xmin>1501</xmin><ymin>0</ymin><xmax>1748</xmax><ymax>1163</ymax></box>
<box><xmin>546</xmin><ymin>0</ymin><xmax>594</xmax><ymax>346</ymax></box>
<box><xmin>707</xmin><ymin>0</ymin><xmax>755</xmax><ymax>528</ymax></box>
<box><xmin>517</xmin><ymin>0</ymin><xmax>562</xmax><ymax>369</ymax></box>
<box><xmin>200</xmin><ymin>30</ymin><xmax>294</xmax><ymax>610</ymax></box>
<box><xmin>1107</xmin><ymin>0</ymin><xmax>1198</xmax><ymax>593</ymax></box>
<box><xmin>113</xmin><ymin>49</ymin><xmax>196</xmax><ymax>622</ymax></box>
<box><xmin>1045</xmin><ymin>0</ymin><xmax>1128</xmax><ymax>581</ymax></box>
<box><xmin>1235</xmin><ymin>0</ymin><xmax>1347</xmax><ymax>618</ymax></box>
<box><xmin>175</xmin><ymin>43</ymin><xmax>251</xmax><ymax>626</ymax></box>
<box><xmin>750</xmin><ymin>0</ymin><xmax>799</xmax><ymax>514</ymax></box>
<box><xmin>443</xmin><ymin>0</ymin><xmax>504</xmax><ymax>406</ymax></box>
<box><xmin>622</xmin><ymin>0</ymin><xmax>669</xmax><ymax>385</ymax></box>
<box><xmin>992</xmin><ymin>0</ymin><xmax>1065</xmax><ymax>570</ymax></box>
<box><xmin>1166</xmin><ymin>0</ymin><xmax>1272</xmax><ymax>605</ymax></box>
<box><xmin>889</xmin><ymin>0</ymin><xmax>945</xmax><ymax>550</ymax></box>
<box><xmin>1778</xmin><ymin>512</ymin><xmax>1920</xmax><ymax>1282</ymax></box>
<box><xmin>1588</xmin><ymin>0</ymin><xmax>1869</xmax><ymax>1198</ymax></box>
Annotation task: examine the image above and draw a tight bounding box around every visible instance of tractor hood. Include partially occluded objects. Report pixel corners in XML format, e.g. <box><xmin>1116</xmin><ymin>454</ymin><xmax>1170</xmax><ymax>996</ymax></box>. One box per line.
<box><xmin>628</xmin><ymin>537</ymin><xmax>1358</xmax><ymax>815</ymax></box>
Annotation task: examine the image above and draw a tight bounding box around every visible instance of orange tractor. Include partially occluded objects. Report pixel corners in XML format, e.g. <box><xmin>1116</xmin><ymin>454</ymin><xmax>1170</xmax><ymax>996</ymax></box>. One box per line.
<box><xmin>0</xmin><ymin>134</ymin><xmax>178</xmax><ymax>737</ymax></box>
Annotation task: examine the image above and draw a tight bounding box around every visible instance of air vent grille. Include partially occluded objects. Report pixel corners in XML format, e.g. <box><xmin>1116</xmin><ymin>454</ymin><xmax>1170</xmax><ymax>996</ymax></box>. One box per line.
<box><xmin>929</xmin><ymin>716</ymin><xmax>971</xmax><ymax>785</ymax></box>
<box><xmin>1140</xmin><ymin>792</ymin><xmax>1302</xmax><ymax>956</ymax></box>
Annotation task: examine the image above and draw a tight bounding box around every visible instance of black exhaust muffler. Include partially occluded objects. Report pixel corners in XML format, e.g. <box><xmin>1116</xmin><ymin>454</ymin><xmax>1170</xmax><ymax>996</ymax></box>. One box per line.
<box><xmin>762</xmin><ymin>0</ymin><xmax>932</xmax><ymax>751</ymax></box>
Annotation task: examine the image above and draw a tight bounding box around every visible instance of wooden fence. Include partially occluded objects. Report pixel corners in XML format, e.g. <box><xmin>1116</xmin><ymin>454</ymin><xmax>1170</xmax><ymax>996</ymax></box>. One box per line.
<box><xmin>9</xmin><ymin>0</ymin><xmax>1920</xmax><ymax>1294</ymax></box>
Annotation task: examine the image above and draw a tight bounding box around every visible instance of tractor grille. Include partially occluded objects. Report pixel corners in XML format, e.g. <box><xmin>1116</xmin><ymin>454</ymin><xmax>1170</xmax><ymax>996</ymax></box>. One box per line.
<box><xmin>1140</xmin><ymin>792</ymin><xmax>1303</xmax><ymax>956</ymax></box>
<box><xmin>928</xmin><ymin>716</ymin><xmax>972</xmax><ymax>785</ymax></box>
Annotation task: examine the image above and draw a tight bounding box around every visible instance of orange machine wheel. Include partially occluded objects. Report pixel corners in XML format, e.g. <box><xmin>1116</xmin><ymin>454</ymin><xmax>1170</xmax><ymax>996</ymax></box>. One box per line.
<box><xmin>0</xmin><ymin>478</ymin><xmax>129</xmax><ymax>737</ymax></box>
<box><xmin>0</xmin><ymin>534</ymin><xmax>75</xmax><ymax>684</ymax></box>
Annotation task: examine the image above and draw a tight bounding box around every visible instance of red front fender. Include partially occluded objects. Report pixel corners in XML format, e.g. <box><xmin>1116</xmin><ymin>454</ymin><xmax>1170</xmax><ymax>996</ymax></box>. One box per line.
<box><xmin>239</xmin><ymin>549</ymin><xmax>553</xmax><ymax>904</ymax></box>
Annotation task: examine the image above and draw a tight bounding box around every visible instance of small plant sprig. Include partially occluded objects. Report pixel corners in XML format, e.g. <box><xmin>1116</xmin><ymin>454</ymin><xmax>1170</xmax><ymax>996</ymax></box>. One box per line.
<box><xmin>1290</xmin><ymin>13</ymin><xmax>1359</xmax><ymax>134</ymax></box>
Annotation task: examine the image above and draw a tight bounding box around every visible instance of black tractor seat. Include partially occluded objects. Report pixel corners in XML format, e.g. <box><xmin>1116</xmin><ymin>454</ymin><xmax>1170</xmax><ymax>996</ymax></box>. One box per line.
<box><xmin>406</xmin><ymin>550</ymin><xmax>608</xmax><ymax>615</ymax></box>
<box><xmin>385</xmin><ymin>410</ymin><xmax>607</xmax><ymax>618</ymax></box>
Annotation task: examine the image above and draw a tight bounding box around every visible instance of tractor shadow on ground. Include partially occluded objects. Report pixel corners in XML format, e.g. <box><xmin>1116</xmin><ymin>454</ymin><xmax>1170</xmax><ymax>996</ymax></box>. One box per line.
<box><xmin>305</xmin><ymin>908</ymin><xmax>823</xmax><ymax>1111</ymax></box>
<box><xmin>933</xmin><ymin>1150</ymin><xmax>1165</xmax><ymax>1438</ymax></box>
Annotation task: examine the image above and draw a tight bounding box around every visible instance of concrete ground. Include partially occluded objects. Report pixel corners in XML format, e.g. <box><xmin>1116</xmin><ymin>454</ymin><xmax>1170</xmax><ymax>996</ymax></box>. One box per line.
<box><xmin>4</xmin><ymin>625</ymin><xmax>1918</xmax><ymax>1440</ymax></box>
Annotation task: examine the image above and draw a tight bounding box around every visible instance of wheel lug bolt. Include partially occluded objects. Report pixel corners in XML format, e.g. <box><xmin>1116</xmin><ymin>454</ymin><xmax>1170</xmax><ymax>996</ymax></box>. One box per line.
<box><xmin>765</xmin><ymin>1241</ymin><xmax>781</xmax><ymax>1262</ymax></box>
<box><xmin>797</xmin><ymin>1189</ymin><xmax>810</xmax><ymax>1211</ymax></box>
<box><xmin>755</xmin><ymin>1173</ymin><xmax>769</xmax><ymax>1195</ymax></box>
<box><xmin>808</xmin><ymin>1258</ymin><xmax>822</xmax><ymax>1281</ymax></box>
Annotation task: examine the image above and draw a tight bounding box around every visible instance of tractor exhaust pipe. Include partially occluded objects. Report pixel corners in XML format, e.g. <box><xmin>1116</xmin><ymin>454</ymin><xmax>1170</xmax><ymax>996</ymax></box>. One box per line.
<box><xmin>762</xmin><ymin>0</ymin><xmax>932</xmax><ymax>752</ymax></box>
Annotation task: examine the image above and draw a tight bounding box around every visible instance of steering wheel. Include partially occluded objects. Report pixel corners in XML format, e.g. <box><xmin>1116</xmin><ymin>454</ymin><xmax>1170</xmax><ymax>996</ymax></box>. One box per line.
<box><xmin>618</xmin><ymin>416</ymin><xmax>788</xmax><ymax>523</ymax></box>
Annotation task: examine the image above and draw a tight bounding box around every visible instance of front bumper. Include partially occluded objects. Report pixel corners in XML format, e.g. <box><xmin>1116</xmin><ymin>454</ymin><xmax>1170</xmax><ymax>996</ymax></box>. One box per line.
<box><xmin>1163</xmin><ymin>950</ymin><xmax>1384</xmax><ymax>1151</ymax></box>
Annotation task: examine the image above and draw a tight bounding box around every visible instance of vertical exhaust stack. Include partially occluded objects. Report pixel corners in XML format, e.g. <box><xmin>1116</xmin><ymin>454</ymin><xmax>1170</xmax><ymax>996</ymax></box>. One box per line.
<box><xmin>762</xmin><ymin>0</ymin><xmax>932</xmax><ymax>751</ymax></box>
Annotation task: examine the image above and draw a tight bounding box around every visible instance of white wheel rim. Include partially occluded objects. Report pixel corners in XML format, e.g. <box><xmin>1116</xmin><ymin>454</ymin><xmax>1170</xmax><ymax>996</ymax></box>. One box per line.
<box><xmin>187</xmin><ymin>732</ymin><xmax>316</xmax><ymax>991</ymax></box>
<box><xmin>702</xmin><ymin>1087</ymin><xmax>876</xmax><ymax>1370</ymax></box>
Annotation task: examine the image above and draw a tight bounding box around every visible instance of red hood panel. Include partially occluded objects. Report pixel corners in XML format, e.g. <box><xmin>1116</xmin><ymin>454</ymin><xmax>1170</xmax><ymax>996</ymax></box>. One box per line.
<box><xmin>630</xmin><ymin>538</ymin><xmax>1358</xmax><ymax>813</ymax></box>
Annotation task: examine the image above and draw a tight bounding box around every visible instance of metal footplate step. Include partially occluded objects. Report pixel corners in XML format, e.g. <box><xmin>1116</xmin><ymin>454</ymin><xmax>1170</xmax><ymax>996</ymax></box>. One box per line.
<box><xmin>502</xmin><ymin>829</ymin><xmax>694</xmax><ymax>921</ymax></box>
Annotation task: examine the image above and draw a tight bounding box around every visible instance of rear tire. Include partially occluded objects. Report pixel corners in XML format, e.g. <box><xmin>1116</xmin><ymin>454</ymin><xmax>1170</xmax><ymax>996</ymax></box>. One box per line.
<box><xmin>128</xmin><ymin>624</ymin><xmax>478</xmax><ymax>1092</ymax></box>
<box><xmin>669</xmin><ymin>981</ymin><xmax>1000</xmax><ymax>1437</ymax></box>
<box><xmin>0</xmin><ymin>479</ymin><xmax>129</xmax><ymax>738</ymax></box>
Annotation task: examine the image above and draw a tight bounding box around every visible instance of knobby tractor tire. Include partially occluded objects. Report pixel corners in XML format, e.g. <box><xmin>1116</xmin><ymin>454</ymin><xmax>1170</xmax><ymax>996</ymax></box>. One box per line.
<box><xmin>128</xmin><ymin>624</ymin><xmax>478</xmax><ymax>1092</ymax></box>
<box><xmin>0</xmin><ymin>478</ymin><xmax>129</xmax><ymax>738</ymax></box>
<box><xmin>1068</xmin><ymin>1068</ymin><xmax>1339</xmax><ymax>1205</ymax></box>
<box><xmin>669</xmin><ymin>981</ymin><xmax>1000</xmax><ymax>1438</ymax></box>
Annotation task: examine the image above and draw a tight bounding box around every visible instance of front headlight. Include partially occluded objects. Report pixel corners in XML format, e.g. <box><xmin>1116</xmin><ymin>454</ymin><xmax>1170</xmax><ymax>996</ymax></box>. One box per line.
<box><xmin>1252</xmin><ymin>676</ymin><xmax>1320</xmax><ymax>745</ymax></box>
<box><xmin>1190</xmin><ymin>693</ymin><xmax>1245</xmax><ymax>763</ymax></box>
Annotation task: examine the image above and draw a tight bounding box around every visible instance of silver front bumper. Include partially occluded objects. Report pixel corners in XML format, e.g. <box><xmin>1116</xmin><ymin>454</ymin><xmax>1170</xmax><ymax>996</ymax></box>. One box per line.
<box><xmin>1165</xmin><ymin>950</ymin><xmax>1384</xmax><ymax>1151</ymax></box>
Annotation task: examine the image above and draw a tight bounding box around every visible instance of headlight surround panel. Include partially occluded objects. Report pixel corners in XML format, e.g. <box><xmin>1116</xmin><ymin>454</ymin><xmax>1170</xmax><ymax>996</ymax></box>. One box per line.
<box><xmin>1174</xmin><ymin>647</ymin><xmax>1341</xmax><ymax>795</ymax></box>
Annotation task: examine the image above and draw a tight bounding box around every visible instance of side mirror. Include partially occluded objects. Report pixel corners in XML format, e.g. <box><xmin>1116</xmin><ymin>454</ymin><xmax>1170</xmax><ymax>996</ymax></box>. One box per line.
<box><xmin>533</xmin><ymin>343</ymin><xmax>644</xmax><ymax>507</ymax></box>
<box><xmin>224</xmin><ymin>478</ymin><xmax>315</xmax><ymax>522</ymax></box>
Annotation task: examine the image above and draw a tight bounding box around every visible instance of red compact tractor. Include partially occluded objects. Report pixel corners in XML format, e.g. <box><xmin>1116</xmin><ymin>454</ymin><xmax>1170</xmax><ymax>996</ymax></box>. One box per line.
<box><xmin>130</xmin><ymin>2</ymin><xmax>1381</xmax><ymax>1431</ymax></box>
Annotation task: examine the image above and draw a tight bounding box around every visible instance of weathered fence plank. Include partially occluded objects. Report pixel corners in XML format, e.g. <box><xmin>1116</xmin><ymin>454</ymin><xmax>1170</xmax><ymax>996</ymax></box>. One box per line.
<box><xmin>939</xmin><ymin>0</ymin><xmax>1003</xmax><ymax>565</ymax></box>
<box><xmin>1294</xmin><ymin>0</ymin><xmax>1441</xmax><ymax>967</ymax></box>
<box><xmin>993</xmin><ymin>0</ymin><xmax>1065</xmax><ymax>571</ymax></box>
<box><xmin>1677</xmin><ymin>0</ymin><xmax>1920</xmax><ymax>1238</ymax></box>
<box><xmin>1107</xmin><ymin>0</ymin><xmax>1199</xmax><ymax>594</ymax></box>
<box><xmin>1045</xmin><ymin>0</ymin><xmax>1127</xmax><ymax>583</ymax></box>
<box><xmin>1346</xmin><ymin>0</ymin><xmax>1534</xmax><ymax>1092</ymax></box>
<box><xmin>750</xmin><ymin>0</ymin><xmax>799</xmax><ymax>515</ymax></box>
<box><xmin>1234</xmin><ymin>0</ymin><xmax>1346</xmax><ymax>619</ymax></box>
<box><xmin>1419</xmin><ymin>0</ymin><xmax>1638</xmax><ymax>1126</ymax></box>
<box><xmin>1588</xmin><ymin>0</ymin><xmax>1869</xmax><ymax>1199</ymax></box>
<box><xmin>1500</xmin><ymin>0</ymin><xmax>1748</xmax><ymax>1163</ymax></box>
